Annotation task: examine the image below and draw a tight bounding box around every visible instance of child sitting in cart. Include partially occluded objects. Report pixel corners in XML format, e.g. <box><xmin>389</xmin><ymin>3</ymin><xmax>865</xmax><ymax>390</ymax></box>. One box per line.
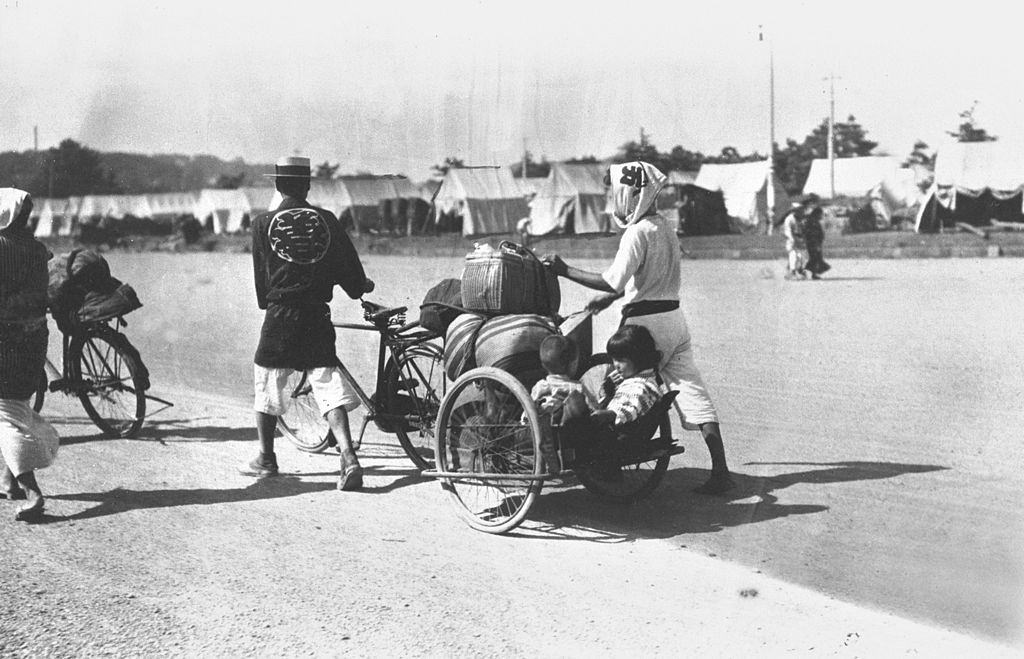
<box><xmin>589</xmin><ymin>325</ymin><xmax>663</xmax><ymax>430</ymax></box>
<box><xmin>530</xmin><ymin>335</ymin><xmax>590</xmax><ymax>474</ymax></box>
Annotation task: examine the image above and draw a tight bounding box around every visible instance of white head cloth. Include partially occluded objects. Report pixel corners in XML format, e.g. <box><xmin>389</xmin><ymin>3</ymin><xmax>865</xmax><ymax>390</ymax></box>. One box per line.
<box><xmin>607</xmin><ymin>162</ymin><xmax>666</xmax><ymax>228</ymax></box>
<box><xmin>0</xmin><ymin>188</ymin><xmax>30</xmax><ymax>230</ymax></box>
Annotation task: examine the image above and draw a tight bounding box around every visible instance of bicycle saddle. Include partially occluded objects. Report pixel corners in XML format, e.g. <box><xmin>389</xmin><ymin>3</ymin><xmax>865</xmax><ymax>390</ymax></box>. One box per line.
<box><xmin>362</xmin><ymin>301</ymin><xmax>408</xmax><ymax>324</ymax></box>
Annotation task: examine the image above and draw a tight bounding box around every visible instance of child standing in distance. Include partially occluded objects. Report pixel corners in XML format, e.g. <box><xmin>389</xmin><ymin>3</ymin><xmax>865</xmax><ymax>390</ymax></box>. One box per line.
<box><xmin>781</xmin><ymin>203</ymin><xmax>807</xmax><ymax>279</ymax></box>
<box><xmin>590</xmin><ymin>325</ymin><xmax>663</xmax><ymax>429</ymax></box>
<box><xmin>530</xmin><ymin>335</ymin><xmax>589</xmax><ymax>474</ymax></box>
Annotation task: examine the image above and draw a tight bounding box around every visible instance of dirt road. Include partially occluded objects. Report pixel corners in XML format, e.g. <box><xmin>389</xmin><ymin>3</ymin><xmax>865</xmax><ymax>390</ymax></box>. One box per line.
<box><xmin>1</xmin><ymin>254</ymin><xmax>1021</xmax><ymax>656</ymax></box>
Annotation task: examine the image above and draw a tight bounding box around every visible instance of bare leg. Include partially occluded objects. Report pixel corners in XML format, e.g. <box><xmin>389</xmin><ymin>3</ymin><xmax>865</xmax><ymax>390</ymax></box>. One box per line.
<box><xmin>325</xmin><ymin>406</ymin><xmax>362</xmax><ymax>491</ymax></box>
<box><xmin>693</xmin><ymin>422</ymin><xmax>735</xmax><ymax>495</ymax></box>
<box><xmin>239</xmin><ymin>412</ymin><xmax>281</xmax><ymax>476</ymax></box>
<box><xmin>255</xmin><ymin>411</ymin><xmax>277</xmax><ymax>457</ymax></box>
<box><xmin>13</xmin><ymin>470</ymin><xmax>44</xmax><ymax>520</ymax></box>
<box><xmin>1</xmin><ymin>465</ymin><xmax>25</xmax><ymax>499</ymax></box>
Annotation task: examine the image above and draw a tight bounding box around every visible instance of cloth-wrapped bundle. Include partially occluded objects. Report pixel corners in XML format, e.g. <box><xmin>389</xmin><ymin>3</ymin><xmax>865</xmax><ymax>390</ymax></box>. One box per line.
<box><xmin>474</xmin><ymin>314</ymin><xmax>558</xmax><ymax>388</ymax></box>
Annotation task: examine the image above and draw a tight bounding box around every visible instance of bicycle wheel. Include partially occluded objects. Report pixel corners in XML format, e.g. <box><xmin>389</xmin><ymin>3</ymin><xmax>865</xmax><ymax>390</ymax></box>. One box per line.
<box><xmin>277</xmin><ymin>371</ymin><xmax>333</xmax><ymax>453</ymax></box>
<box><xmin>69</xmin><ymin>329</ymin><xmax>146</xmax><ymax>438</ymax></box>
<box><xmin>385</xmin><ymin>342</ymin><xmax>444</xmax><ymax>471</ymax></box>
<box><xmin>574</xmin><ymin>353</ymin><xmax>671</xmax><ymax>503</ymax></box>
<box><xmin>434</xmin><ymin>367</ymin><xmax>543</xmax><ymax>534</ymax></box>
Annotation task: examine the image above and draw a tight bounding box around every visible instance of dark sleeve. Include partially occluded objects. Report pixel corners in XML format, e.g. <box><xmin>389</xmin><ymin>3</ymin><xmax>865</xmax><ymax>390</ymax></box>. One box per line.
<box><xmin>326</xmin><ymin>211</ymin><xmax>367</xmax><ymax>300</ymax></box>
<box><xmin>251</xmin><ymin>216</ymin><xmax>268</xmax><ymax>309</ymax></box>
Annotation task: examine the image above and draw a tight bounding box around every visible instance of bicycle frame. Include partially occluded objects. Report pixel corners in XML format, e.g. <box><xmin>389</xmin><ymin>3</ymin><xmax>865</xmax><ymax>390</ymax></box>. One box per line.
<box><xmin>43</xmin><ymin>317</ymin><xmax>173</xmax><ymax>411</ymax></box>
<box><xmin>328</xmin><ymin>311</ymin><xmax>440</xmax><ymax>432</ymax></box>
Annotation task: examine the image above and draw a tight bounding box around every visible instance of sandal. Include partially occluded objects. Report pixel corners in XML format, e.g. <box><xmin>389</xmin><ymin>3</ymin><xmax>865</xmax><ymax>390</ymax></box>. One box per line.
<box><xmin>14</xmin><ymin>501</ymin><xmax>45</xmax><ymax>522</ymax></box>
<box><xmin>337</xmin><ymin>463</ymin><xmax>363</xmax><ymax>491</ymax></box>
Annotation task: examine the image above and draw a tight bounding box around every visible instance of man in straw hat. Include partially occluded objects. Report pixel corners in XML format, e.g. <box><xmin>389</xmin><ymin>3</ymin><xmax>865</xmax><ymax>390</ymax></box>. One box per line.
<box><xmin>241</xmin><ymin>156</ymin><xmax>374</xmax><ymax>491</ymax></box>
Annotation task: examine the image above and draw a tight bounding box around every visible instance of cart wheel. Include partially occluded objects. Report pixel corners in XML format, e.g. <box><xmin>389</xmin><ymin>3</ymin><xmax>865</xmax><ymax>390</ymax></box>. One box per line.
<box><xmin>434</xmin><ymin>367</ymin><xmax>543</xmax><ymax>534</ymax></box>
<box><xmin>574</xmin><ymin>353</ymin><xmax>671</xmax><ymax>503</ymax></box>
<box><xmin>278</xmin><ymin>371</ymin><xmax>333</xmax><ymax>453</ymax></box>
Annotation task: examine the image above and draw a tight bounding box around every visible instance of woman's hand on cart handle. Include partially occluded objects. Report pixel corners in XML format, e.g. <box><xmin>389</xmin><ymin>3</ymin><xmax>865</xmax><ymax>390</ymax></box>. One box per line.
<box><xmin>586</xmin><ymin>291</ymin><xmax>622</xmax><ymax>314</ymax></box>
<box><xmin>540</xmin><ymin>254</ymin><xmax>568</xmax><ymax>277</ymax></box>
<box><xmin>363</xmin><ymin>278</ymin><xmax>375</xmax><ymax>294</ymax></box>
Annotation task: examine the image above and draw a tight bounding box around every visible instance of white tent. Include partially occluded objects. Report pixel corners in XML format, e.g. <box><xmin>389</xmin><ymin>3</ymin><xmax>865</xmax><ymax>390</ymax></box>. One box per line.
<box><xmin>528</xmin><ymin>163</ymin><xmax>611</xmax><ymax>235</ymax></box>
<box><xmin>694</xmin><ymin>161</ymin><xmax>789</xmax><ymax>233</ymax></box>
<box><xmin>434</xmin><ymin>167</ymin><xmax>531</xmax><ymax>236</ymax></box>
<box><xmin>144</xmin><ymin>192</ymin><xmax>199</xmax><ymax>221</ymax></box>
<box><xmin>75</xmin><ymin>195</ymin><xmax>154</xmax><ymax>221</ymax></box>
<box><xmin>915</xmin><ymin>140</ymin><xmax>1024</xmax><ymax>231</ymax></box>
<box><xmin>30</xmin><ymin>198</ymin><xmax>61</xmax><ymax>237</ymax></box>
<box><xmin>803</xmin><ymin>156</ymin><xmax>921</xmax><ymax>207</ymax></box>
<box><xmin>308</xmin><ymin>179</ymin><xmax>354</xmax><ymax>218</ymax></box>
<box><xmin>515</xmin><ymin>176</ymin><xmax>546</xmax><ymax>199</ymax></box>
<box><xmin>239</xmin><ymin>186</ymin><xmax>275</xmax><ymax>219</ymax></box>
<box><xmin>194</xmin><ymin>189</ymin><xmax>251</xmax><ymax>234</ymax></box>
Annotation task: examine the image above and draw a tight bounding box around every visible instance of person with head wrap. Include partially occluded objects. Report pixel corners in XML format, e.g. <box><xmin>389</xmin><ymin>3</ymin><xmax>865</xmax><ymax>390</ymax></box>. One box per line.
<box><xmin>542</xmin><ymin>162</ymin><xmax>734</xmax><ymax>495</ymax></box>
<box><xmin>0</xmin><ymin>188</ymin><xmax>60</xmax><ymax>521</ymax></box>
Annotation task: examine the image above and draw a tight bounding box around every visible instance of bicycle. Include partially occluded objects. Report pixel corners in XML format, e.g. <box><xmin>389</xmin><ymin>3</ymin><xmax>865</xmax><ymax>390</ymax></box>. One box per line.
<box><xmin>32</xmin><ymin>316</ymin><xmax>171</xmax><ymax>439</ymax></box>
<box><xmin>277</xmin><ymin>299</ymin><xmax>445</xmax><ymax>471</ymax></box>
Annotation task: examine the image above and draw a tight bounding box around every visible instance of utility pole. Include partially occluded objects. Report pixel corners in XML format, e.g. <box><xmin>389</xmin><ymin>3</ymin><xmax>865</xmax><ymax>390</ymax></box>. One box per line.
<box><xmin>760</xmin><ymin>25</ymin><xmax>776</xmax><ymax>234</ymax></box>
<box><xmin>521</xmin><ymin>138</ymin><xmax>527</xmax><ymax>180</ymax></box>
<box><xmin>33</xmin><ymin>125</ymin><xmax>38</xmax><ymax>151</ymax></box>
<box><xmin>825</xmin><ymin>73</ymin><xmax>837</xmax><ymax>199</ymax></box>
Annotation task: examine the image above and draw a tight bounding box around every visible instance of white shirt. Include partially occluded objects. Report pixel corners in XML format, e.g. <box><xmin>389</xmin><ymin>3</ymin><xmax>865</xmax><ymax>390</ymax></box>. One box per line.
<box><xmin>601</xmin><ymin>214</ymin><xmax>681</xmax><ymax>305</ymax></box>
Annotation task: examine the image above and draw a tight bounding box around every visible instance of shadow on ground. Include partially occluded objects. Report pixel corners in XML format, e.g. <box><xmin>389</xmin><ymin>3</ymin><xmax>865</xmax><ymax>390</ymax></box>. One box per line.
<box><xmin>48</xmin><ymin>418</ymin><xmax>254</xmax><ymax>446</ymax></box>
<box><xmin>44</xmin><ymin>460</ymin><xmax>428</xmax><ymax>521</ymax></box>
<box><xmin>519</xmin><ymin>460</ymin><xmax>947</xmax><ymax>542</ymax></box>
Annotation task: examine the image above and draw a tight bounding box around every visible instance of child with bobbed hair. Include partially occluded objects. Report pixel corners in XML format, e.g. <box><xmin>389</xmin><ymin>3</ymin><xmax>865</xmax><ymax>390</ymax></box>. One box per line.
<box><xmin>530</xmin><ymin>334</ymin><xmax>589</xmax><ymax>473</ymax></box>
<box><xmin>590</xmin><ymin>324</ymin><xmax>663</xmax><ymax>429</ymax></box>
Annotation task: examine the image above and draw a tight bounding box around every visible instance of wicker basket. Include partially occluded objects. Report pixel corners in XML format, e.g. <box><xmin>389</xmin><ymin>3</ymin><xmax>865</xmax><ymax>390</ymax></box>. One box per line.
<box><xmin>460</xmin><ymin>242</ymin><xmax>559</xmax><ymax>316</ymax></box>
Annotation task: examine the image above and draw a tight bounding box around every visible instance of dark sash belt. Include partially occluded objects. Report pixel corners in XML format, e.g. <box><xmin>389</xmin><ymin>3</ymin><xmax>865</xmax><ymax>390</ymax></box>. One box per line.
<box><xmin>620</xmin><ymin>299</ymin><xmax>679</xmax><ymax>321</ymax></box>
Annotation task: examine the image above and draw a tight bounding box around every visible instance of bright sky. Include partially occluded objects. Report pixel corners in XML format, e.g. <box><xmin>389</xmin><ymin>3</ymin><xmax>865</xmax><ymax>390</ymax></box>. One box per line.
<box><xmin>2</xmin><ymin>0</ymin><xmax>1021</xmax><ymax>181</ymax></box>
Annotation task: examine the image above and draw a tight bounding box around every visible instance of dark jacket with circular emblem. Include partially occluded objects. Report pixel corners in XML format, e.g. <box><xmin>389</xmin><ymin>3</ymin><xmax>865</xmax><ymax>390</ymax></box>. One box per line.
<box><xmin>251</xmin><ymin>196</ymin><xmax>367</xmax><ymax>368</ymax></box>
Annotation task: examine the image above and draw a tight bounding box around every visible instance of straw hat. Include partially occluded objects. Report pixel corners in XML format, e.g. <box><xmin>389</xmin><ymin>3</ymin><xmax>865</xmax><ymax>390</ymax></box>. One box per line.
<box><xmin>266</xmin><ymin>156</ymin><xmax>311</xmax><ymax>178</ymax></box>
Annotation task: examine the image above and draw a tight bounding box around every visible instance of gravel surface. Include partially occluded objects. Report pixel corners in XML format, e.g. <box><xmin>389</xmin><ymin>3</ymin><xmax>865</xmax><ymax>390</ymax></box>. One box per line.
<box><xmin>1</xmin><ymin>254</ymin><xmax>1021</xmax><ymax>657</ymax></box>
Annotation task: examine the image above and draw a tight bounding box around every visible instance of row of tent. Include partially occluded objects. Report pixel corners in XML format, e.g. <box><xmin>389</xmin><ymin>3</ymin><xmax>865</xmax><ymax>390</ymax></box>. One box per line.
<box><xmin>30</xmin><ymin>155</ymin><xmax>948</xmax><ymax>239</ymax></box>
<box><xmin>445</xmin><ymin>157</ymin><xmax>930</xmax><ymax>238</ymax></box>
<box><xmin>31</xmin><ymin>177</ymin><xmax>435</xmax><ymax>237</ymax></box>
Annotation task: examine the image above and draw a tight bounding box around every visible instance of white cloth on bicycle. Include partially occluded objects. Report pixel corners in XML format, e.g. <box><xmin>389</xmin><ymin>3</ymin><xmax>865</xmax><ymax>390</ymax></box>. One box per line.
<box><xmin>253</xmin><ymin>365</ymin><xmax>359</xmax><ymax>416</ymax></box>
<box><xmin>623</xmin><ymin>309</ymin><xmax>718</xmax><ymax>428</ymax></box>
<box><xmin>0</xmin><ymin>398</ymin><xmax>58</xmax><ymax>475</ymax></box>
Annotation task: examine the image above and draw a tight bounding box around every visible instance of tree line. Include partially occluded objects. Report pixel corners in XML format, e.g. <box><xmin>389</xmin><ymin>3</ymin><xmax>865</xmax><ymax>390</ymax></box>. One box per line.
<box><xmin>1</xmin><ymin>106</ymin><xmax>995</xmax><ymax>199</ymax></box>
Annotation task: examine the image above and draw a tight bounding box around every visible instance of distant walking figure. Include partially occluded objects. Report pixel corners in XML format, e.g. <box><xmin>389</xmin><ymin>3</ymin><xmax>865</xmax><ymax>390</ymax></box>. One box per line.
<box><xmin>780</xmin><ymin>202</ymin><xmax>806</xmax><ymax>279</ymax></box>
<box><xmin>800</xmin><ymin>195</ymin><xmax>830</xmax><ymax>279</ymax></box>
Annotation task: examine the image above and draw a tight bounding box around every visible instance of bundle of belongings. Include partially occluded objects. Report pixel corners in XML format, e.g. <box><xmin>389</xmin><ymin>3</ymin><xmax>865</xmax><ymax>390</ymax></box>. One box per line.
<box><xmin>421</xmin><ymin>241</ymin><xmax>572</xmax><ymax>389</ymax></box>
<box><xmin>47</xmin><ymin>249</ymin><xmax>143</xmax><ymax>334</ymax></box>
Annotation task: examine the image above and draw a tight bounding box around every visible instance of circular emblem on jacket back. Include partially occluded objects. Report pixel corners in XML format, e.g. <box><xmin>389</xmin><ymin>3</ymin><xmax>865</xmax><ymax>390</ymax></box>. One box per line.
<box><xmin>267</xmin><ymin>207</ymin><xmax>331</xmax><ymax>264</ymax></box>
